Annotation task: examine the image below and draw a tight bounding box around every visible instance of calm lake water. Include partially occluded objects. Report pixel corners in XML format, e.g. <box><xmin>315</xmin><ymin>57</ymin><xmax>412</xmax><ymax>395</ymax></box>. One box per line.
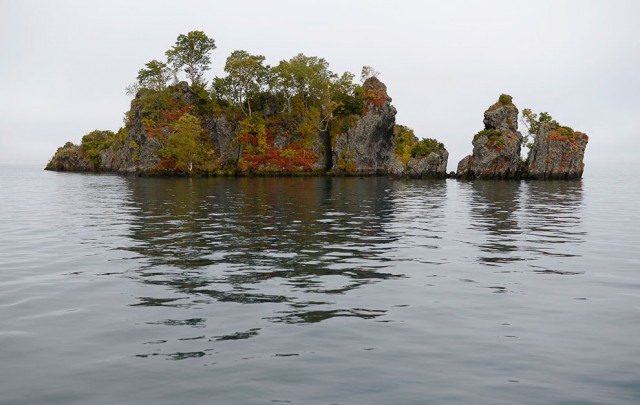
<box><xmin>1</xmin><ymin>165</ymin><xmax>639</xmax><ymax>404</ymax></box>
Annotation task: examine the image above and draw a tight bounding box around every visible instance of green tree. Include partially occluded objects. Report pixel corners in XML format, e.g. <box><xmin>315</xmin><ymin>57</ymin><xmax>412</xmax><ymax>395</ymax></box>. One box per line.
<box><xmin>394</xmin><ymin>125</ymin><xmax>417</xmax><ymax>164</ymax></box>
<box><xmin>165</xmin><ymin>31</ymin><xmax>216</xmax><ymax>87</ymax></box>
<box><xmin>521</xmin><ymin>108</ymin><xmax>558</xmax><ymax>147</ymax></box>
<box><xmin>410</xmin><ymin>138</ymin><xmax>445</xmax><ymax>158</ymax></box>
<box><xmin>80</xmin><ymin>130</ymin><xmax>115</xmax><ymax>168</ymax></box>
<box><xmin>125</xmin><ymin>60</ymin><xmax>173</xmax><ymax>96</ymax></box>
<box><xmin>217</xmin><ymin>50</ymin><xmax>268</xmax><ymax>117</ymax></box>
<box><xmin>272</xmin><ymin>54</ymin><xmax>336</xmax><ymax>112</ymax></box>
<box><xmin>163</xmin><ymin>114</ymin><xmax>203</xmax><ymax>171</ymax></box>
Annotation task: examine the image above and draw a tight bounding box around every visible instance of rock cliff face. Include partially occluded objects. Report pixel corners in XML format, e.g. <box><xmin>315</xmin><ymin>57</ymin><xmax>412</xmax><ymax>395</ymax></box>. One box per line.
<box><xmin>527</xmin><ymin>125</ymin><xmax>588</xmax><ymax>179</ymax></box>
<box><xmin>46</xmin><ymin>85</ymin><xmax>586</xmax><ymax>179</ymax></box>
<box><xmin>331</xmin><ymin>77</ymin><xmax>397</xmax><ymax>175</ymax></box>
<box><xmin>112</xmin><ymin>82</ymin><xmax>201</xmax><ymax>175</ymax></box>
<box><xmin>405</xmin><ymin>150</ymin><xmax>449</xmax><ymax>178</ymax></box>
<box><xmin>45</xmin><ymin>142</ymin><xmax>93</xmax><ymax>172</ymax></box>
<box><xmin>46</xmin><ymin>80</ymin><xmax>407</xmax><ymax>177</ymax></box>
<box><xmin>457</xmin><ymin>95</ymin><xmax>523</xmax><ymax>179</ymax></box>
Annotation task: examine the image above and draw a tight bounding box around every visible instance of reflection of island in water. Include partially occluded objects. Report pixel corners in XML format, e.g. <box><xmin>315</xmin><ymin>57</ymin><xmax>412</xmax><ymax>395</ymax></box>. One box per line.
<box><xmin>124</xmin><ymin>177</ymin><xmax>402</xmax><ymax>325</ymax></box>
<box><xmin>521</xmin><ymin>180</ymin><xmax>586</xmax><ymax>274</ymax></box>
<box><xmin>466</xmin><ymin>180</ymin><xmax>585</xmax><ymax>271</ymax></box>
<box><xmin>468</xmin><ymin>181</ymin><xmax>523</xmax><ymax>265</ymax></box>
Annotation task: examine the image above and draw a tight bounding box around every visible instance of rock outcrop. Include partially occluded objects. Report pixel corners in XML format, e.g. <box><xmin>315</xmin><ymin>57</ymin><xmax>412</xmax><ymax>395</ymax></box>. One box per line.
<box><xmin>45</xmin><ymin>83</ymin><xmax>587</xmax><ymax>180</ymax></box>
<box><xmin>45</xmin><ymin>142</ymin><xmax>93</xmax><ymax>172</ymax></box>
<box><xmin>46</xmin><ymin>79</ymin><xmax>406</xmax><ymax>177</ymax></box>
<box><xmin>385</xmin><ymin>125</ymin><xmax>449</xmax><ymax>179</ymax></box>
<box><xmin>527</xmin><ymin>125</ymin><xmax>588</xmax><ymax>179</ymax></box>
<box><xmin>405</xmin><ymin>149</ymin><xmax>449</xmax><ymax>178</ymax></box>
<box><xmin>331</xmin><ymin>77</ymin><xmax>397</xmax><ymax>175</ymax></box>
<box><xmin>457</xmin><ymin>95</ymin><xmax>523</xmax><ymax>180</ymax></box>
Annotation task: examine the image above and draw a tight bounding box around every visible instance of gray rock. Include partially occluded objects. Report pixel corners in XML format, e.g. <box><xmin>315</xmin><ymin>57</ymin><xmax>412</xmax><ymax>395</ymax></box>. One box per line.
<box><xmin>483</xmin><ymin>102</ymin><xmax>518</xmax><ymax>133</ymax></box>
<box><xmin>456</xmin><ymin>155</ymin><xmax>472</xmax><ymax>179</ymax></box>
<box><xmin>405</xmin><ymin>149</ymin><xmax>449</xmax><ymax>178</ymax></box>
<box><xmin>387</xmin><ymin>156</ymin><xmax>405</xmax><ymax>176</ymax></box>
<box><xmin>208</xmin><ymin>114</ymin><xmax>240</xmax><ymax>164</ymax></box>
<box><xmin>527</xmin><ymin>125</ymin><xmax>588</xmax><ymax>179</ymax></box>
<box><xmin>331</xmin><ymin>77</ymin><xmax>397</xmax><ymax>175</ymax></box>
<box><xmin>457</xmin><ymin>97</ymin><xmax>523</xmax><ymax>180</ymax></box>
<box><xmin>45</xmin><ymin>142</ymin><xmax>92</xmax><ymax>172</ymax></box>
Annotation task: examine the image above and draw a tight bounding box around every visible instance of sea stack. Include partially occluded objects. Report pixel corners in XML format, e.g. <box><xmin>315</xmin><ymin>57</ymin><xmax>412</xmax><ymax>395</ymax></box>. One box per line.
<box><xmin>526</xmin><ymin>124</ymin><xmax>588</xmax><ymax>179</ymax></box>
<box><xmin>331</xmin><ymin>77</ymin><xmax>397</xmax><ymax>175</ymax></box>
<box><xmin>457</xmin><ymin>94</ymin><xmax>523</xmax><ymax>180</ymax></box>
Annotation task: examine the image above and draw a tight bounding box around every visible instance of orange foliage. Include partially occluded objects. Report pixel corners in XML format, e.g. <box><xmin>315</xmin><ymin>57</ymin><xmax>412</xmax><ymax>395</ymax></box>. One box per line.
<box><xmin>549</xmin><ymin>128</ymin><xmax>588</xmax><ymax>144</ymax></box>
<box><xmin>363</xmin><ymin>87</ymin><xmax>387</xmax><ymax>108</ymax></box>
<box><xmin>146</xmin><ymin>100</ymin><xmax>194</xmax><ymax>139</ymax></box>
<box><xmin>237</xmin><ymin>119</ymin><xmax>318</xmax><ymax>172</ymax></box>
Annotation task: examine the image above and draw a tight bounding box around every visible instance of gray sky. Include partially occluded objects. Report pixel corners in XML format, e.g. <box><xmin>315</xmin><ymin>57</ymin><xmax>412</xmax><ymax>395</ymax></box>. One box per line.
<box><xmin>1</xmin><ymin>0</ymin><xmax>638</xmax><ymax>172</ymax></box>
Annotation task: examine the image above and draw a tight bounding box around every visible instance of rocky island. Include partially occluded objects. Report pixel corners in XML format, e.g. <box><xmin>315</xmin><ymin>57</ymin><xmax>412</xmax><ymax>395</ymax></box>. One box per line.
<box><xmin>46</xmin><ymin>31</ymin><xmax>586</xmax><ymax>180</ymax></box>
<box><xmin>456</xmin><ymin>95</ymin><xmax>588</xmax><ymax>180</ymax></box>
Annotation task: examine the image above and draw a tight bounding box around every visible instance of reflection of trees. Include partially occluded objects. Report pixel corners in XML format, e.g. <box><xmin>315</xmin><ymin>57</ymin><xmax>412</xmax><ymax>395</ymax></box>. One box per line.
<box><xmin>124</xmin><ymin>176</ymin><xmax>401</xmax><ymax>325</ymax></box>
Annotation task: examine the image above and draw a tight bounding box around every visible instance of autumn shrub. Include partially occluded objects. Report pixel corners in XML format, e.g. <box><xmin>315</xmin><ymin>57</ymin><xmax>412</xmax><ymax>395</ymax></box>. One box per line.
<box><xmin>474</xmin><ymin>129</ymin><xmax>505</xmax><ymax>150</ymax></box>
<box><xmin>394</xmin><ymin>125</ymin><xmax>417</xmax><ymax>163</ymax></box>
<box><xmin>498</xmin><ymin>94</ymin><xmax>513</xmax><ymax>105</ymax></box>
<box><xmin>80</xmin><ymin>130</ymin><xmax>115</xmax><ymax>167</ymax></box>
<box><xmin>473</xmin><ymin>129</ymin><xmax>502</xmax><ymax>142</ymax></box>
<box><xmin>410</xmin><ymin>138</ymin><xmax>445</xmax><ymax>158</ymax></box>
<box><xmin>487</xmin><ymin>93</ymin><xmax>517</xmax><ymax>114</ymax></box>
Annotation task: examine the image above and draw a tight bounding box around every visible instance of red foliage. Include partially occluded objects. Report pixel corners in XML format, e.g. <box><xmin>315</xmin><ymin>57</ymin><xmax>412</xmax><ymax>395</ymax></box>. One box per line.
<box><xmin>235</xmin><ymin>119</ymin><xmax>318</xmax><ymax>172</ymax></box>
<box><xmin>158</xmin><ymin>159</ymin><xmax>182</xmax><ymax>171</ymax></box>
<box><xmin>146</xmin><ymin>100</ymin><xmax>194</xmax><ymax>139</ymax></box>
<box><xmin>241</xmin><ymin>142</ymin><xmax>317</xmax><ymax>172</ymax></box>
<box><xmin>363</xmin><ymin>87</ymin><xmax>387</xmax><ymax>108</ymax></box>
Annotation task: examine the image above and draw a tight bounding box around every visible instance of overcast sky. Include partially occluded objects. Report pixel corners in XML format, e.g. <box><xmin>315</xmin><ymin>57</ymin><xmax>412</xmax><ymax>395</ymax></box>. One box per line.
<box><xmin>1</xmin><ymin>0</ymin><xmax>638</xmax><ymax>172</ymax></box>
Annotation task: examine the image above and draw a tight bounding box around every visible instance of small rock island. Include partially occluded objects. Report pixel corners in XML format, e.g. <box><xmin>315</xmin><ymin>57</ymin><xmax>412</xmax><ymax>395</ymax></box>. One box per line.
<box><xmin>457</xmin><ymin>95</ymin><xmax>588</xmax><ymax>180</ymax></box>
<box><xmin>46</xmin><ymin>31</ymin><xmax>587</xmax><ymax>180</ymax></box>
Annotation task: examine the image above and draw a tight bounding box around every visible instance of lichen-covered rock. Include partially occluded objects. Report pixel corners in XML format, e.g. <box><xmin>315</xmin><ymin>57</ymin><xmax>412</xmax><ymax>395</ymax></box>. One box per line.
<box><xmin>331</xmin><ymin>77</ymin><xmax>397</xmax><ymax>175</ymax></box>
<box><xmin>207</xmin><ymin>114</ymin><xmax>240</xmax><ymax>164</ymax></box>
<box><xmin>45</xmin><ymin>142</ymin><xmax>93</xmax><ymax>172</ymax></box>
<box><xmin>404</xmin><ymin>144</ymin><xmax>448</xmax><ymax>178</ymax></box>
<box><xmin>387</xmin><ymin>156</ymin><xmax>405</xmax><ymax>176</ymax></box>
<box><xmin>457</xmin><ymin>95</ymin><xmax>523</xmax><ymax>180</ymax></box>
<box><xmin>527</xmin><ymin>125</ymin><xmax>588</xmax><ymax>179</ymax></box>
<box><xmin>405</xmin><ymin>149</ymin><xmax>449</xmax><ymax>178</ymax></box>
<box><xmin>456</xmin><ymin>155</ymin><xmax>472</xmax><ymax>178</ymax></box>
<box><xmin>46</xmin><ymin>82</ymin><xmax>205</xmax><ymax>175</ymax></box>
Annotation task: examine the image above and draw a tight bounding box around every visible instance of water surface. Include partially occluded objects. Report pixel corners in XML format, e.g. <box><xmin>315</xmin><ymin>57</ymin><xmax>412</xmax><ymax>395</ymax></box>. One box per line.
<box><xmin>1</xmin><ymin>166</ymin><xmax>638</xmax><ymax>404</ymax></box>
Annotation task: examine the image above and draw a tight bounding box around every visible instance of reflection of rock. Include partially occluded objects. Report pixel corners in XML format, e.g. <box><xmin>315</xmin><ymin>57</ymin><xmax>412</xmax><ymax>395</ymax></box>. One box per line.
<box><xmin>266</xmin><ymin>308</ymin><xmax>387</xmax><ymax>324</ymax></box>
<box><xmin>457</xmin><ymin>95</ymin><xmax>523</xmax><ymax>180</ymax></box>
<box><xmin>527</xmin><ymin>125</ymin><xmax>588</xmax><ymax>179</ymax></box>
<box><xmin>468</xmin><ymin>181</ymin><xmax>523</xmax><ymax>265</ymax></box>
<box><xmin>467</xmin><ymin>179</ymin><xmax>585</xmax><ymax>268</ymax></box>
<box><xmin>124</xmin><ymin>177</ymin><xmax>400</xmax><ymax>324</ymax></box>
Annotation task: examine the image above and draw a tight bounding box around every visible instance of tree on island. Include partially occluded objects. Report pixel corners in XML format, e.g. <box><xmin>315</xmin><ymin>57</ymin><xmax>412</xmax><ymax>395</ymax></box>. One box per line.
<box><xmin>213</xmin><ymin>50</ymin><xmax>269</xmax><ymax>117</ymax></box>
<box><xmin>126</xmin><ymin>59</ymin><xmax>173</xmax><ymax>96</ymax></box>
<box><xmin>166</xmin><ymin>31</ymin><xmax>217</xmax><ymax>87</ymax></box>
<box><xmin>160</xmin><ymin>113</ymin><xmax>204</xmax><ymax>172</ymax></box>
<box><xmin>520</xmin><ymin>108</ymin><xmax>558</xmax><ymax>148</ymax></box>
